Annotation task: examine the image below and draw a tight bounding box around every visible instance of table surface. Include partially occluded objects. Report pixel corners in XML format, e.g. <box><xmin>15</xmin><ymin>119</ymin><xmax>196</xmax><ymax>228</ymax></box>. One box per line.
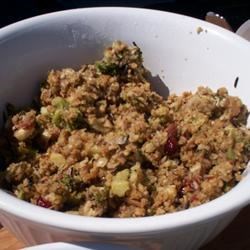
<box><xmin>1</xmin><ymin>205</ymin><xmax>250</xmax><ymax>250</ymax></box>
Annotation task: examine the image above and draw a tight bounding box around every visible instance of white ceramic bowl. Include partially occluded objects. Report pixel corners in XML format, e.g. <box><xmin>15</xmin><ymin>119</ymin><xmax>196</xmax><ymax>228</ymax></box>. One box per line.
<box><xmin>0</xmin><ymin>7</ymin><xmax>250</xmax><ymax>250</ymax></box>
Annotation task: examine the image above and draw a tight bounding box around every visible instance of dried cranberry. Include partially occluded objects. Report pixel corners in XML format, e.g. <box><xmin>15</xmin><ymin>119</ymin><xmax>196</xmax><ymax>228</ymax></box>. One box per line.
<box><xmin>165</xmin><ymin>136</ymin><xmax>178</xmax><ymax>156</ymax></box>
<box><xmin>183</xmin><ymin>131</ymin><xmax>192</xmax><ymax>139</ymax></box>
<box><xmin>182</xmin><ymin>178</ymin><xmax>192</xmax><ymax>190</ymax></box>
<box><xmin>165</xmin><ymin>123</ymin><xmax>179</xmax><ymax>156</ymax></box>
<box><xmin>190</xmin><ymin>194</ymin><xmax>198</xmax><ymax>202</ymax></box>
<box><xmin>167</xmin><ymin>123</ymin><xmax>177</xmax><ymax>138</ymax></box>
<box><xmin>37</xmin><ymin>197</ymin><xmax>51</xmax><ymax>208</ymax></box>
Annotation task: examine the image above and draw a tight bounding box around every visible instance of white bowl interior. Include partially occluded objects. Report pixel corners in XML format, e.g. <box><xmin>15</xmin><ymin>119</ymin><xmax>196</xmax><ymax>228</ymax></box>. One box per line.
<box><xmin>1</xmin><ymin>8</ymin><xmax>250</xmax><ymax>124</ymax></box>
<box><xmin>0</xmin><ymin>7</ymin><xmax>250</xmax><ymax>234</ymax></box>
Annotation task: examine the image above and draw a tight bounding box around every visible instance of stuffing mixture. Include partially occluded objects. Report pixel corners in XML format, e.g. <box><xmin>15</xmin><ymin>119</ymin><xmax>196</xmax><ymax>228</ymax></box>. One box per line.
<box><xmin>0</xmin><ymin>41</ymin><xmax>250</xmax><ymax>217</ymax></box>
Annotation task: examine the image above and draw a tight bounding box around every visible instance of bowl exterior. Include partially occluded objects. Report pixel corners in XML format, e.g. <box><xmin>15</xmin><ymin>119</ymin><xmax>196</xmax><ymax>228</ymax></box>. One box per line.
<box><xmin>0</xmin><ymin>209</ymin><xmax>240</xmax><ymax>250</ymax></box>
<box><xmin>0</xmin><ymin>7</ymin><xmax>250</xmax><ymax>250</ymax></box>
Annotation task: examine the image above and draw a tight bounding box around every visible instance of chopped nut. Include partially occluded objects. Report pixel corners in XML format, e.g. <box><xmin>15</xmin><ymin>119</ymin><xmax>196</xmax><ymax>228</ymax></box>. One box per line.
<box><xmin>49</xmin><ymin>153</ymin><xmax>66</xmax><ymax>167</ymax></box>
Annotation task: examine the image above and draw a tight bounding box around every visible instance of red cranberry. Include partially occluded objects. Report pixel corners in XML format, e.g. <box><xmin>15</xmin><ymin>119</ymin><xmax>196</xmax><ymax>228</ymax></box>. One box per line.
<box><xmin>167</xmin><ymin>123</ymin><xmax>177</xmax><ymax>138</ymax></box>
<box><xmin>37</xmin><ymin>197</ymin><xmax>51</xmax><ymax>208</ymax></box>
<box><xmin>165</xmin><ymin>136</ymin><xmax>178</xmax><ymax>156</ymax></box>
<box><xmin>183</xmin><ymin>131</ymin><xmax>192</xmax><ymax>139</ymax></box>
<box><xmin>165</xmin><ymin>123</ymin><xmax>179</xmax><ymax>156</ymax></box>
<box><xmin>190</xmin><ymin>194</ymin><xmax>198</xmax><ymax>202</ymax></box>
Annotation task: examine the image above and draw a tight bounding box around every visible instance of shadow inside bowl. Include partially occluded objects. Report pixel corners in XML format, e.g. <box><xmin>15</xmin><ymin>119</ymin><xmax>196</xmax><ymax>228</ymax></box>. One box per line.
<box><xmin>146</xmin><ymin>72</ymin><xmax>170</xmax><ymax>98</ymax></box>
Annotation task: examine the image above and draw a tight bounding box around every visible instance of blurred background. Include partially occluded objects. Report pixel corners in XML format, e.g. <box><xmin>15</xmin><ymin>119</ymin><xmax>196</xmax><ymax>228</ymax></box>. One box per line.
<box><xmin>0</xmin><ymin>0</ymin><xmax>249</xmax><ymax>31</ymax></box>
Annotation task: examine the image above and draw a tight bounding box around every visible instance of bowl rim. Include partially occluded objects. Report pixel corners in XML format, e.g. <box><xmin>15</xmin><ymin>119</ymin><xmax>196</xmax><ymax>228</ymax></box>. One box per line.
<box><xmin>1</xmin><ymin>177</ymin><xmax>250</xmax><ymax>234</ymax></box>
<box><xmin>0</xmin><ymin>7</ymin><xmax>250</xmax><ymax>234</ymax></box>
